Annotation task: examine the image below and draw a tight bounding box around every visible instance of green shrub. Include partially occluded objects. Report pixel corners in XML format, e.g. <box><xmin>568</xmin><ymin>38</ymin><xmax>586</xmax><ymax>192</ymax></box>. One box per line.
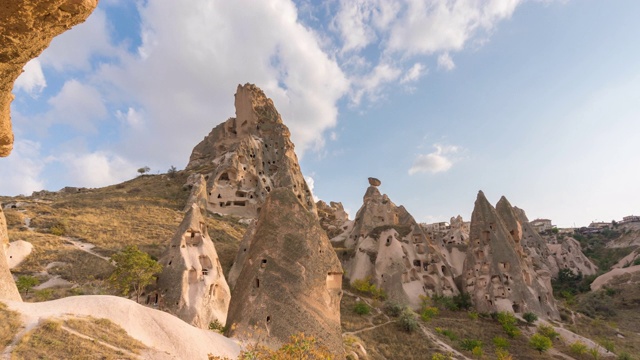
<box><xmin>50</xmin><ymin>220</ymin><xmax>67</xmax><ymax>236</ymax></box>
<box><xmin>431</xmin><ymin>353</ymin><xmax>452</xmax><ymax>360</ymax></box>
<box><xmin>453</xmin><ymin>292</ymin><xmax>473</xmax><ymax>310</ymax></box>
<box><xmin>529</xmin><ymin>334</ymin><xmax>552</xmax><ymax>353</ymax></box>
<box><xmin>537</xmin><ymin>324</ymin><xmax>559</xmax><ymax>341</ymax></box>
<box><xmin>497</xmin><ymin>312</ymin><xmax>520</xmax><ymax>338</ymax></box>
<box><xmin>383</xmin><ymin>301</ymin><xmax>403</xmax><ymax>317</ymax></box>
<box><xmin>398</xmin><ymin>308</ymin><xmax>418</xmax><ymax>333</ymax></box>
<box><xmin>435</xmin><ymin>327</ymin><xmax>457</xmax><ymax>341</ymax></box>
<box><xmin>353</xmin><ymin>302</ymin><xmax>370</xmax><ymax>315</ymax></box>
<box><xmin>432</xmin><ymin>295</ymin><xmax>458</xmax><ymax>311</ymax></box>
<box><xmin>598</xmin><ymin>338</ymin><xmax>615</xmax><ymax>353</ymax></box>
<box><xmin>569</xmin><ymin>341</ymin><xmax>588</xmax><ymax>356</ymax></box>
<box><xmin>460</xmin><ymin>339</ymin><xmax>482</xmax><ymax>351</ymax></box>
<box><xmin>492</xmin><ymin>336</ymin><xmax>510</xmax><ymax>349</ymax></box>
<box><xmin>16</xmin><ymin>275</ymin><xmax>40</xmax><ymax>295</ymax></box>
<box><xmin>496</xmin><ymin>349</ymin><xmax>513</xmax><ymax>360</ymax></box>
<box><xmin>35</xmin><ymin>289</ymin><xmax>54</xmax><ymax>302</ymax></box>
<box><xmin>523</xmin><ymin>312</ymin><xmax>538</xmax><ymax>324</ymax></box>
<box><xmin>471</xmin><ymin>346</ymin><xmax>483</xmax><ymax>358</ymax></box>
<box><xmin>420</xmin><ymin>306</ymin><xmax>439</xmax><ymax>322</ymax></box>
<box><xmin>617</xmin><ymin>352</ymin><xmax>632</xmax><ymax>360</ymax></box>
<box><xmin>467</xmin><ymin>311</ymin><xmax>479</xmax><ymax>321</ymax></box>
<box><xmin>352</xmin><ymin>277</ymin><xmax>387</xmax><ymax>300</ymax></box>
<box><xmin>588</xmin><ymin>347</ymin><xmax>600</xmax><ymax>360</ymax></box>
<box><xmin>208</xmin><ymin>319</ymin><xmax>224</xmax><ymax>333</ymax></box>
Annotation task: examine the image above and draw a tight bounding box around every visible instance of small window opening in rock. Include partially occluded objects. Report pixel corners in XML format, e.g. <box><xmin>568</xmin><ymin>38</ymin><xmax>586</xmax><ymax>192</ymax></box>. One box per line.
<box><xmin>219</xmin><ymin>172</ymin><xmax>230</xmax><ymax>181</ymax></box>
<box><xmin>413</xmin><ymin>260</ymin><xmax>421</xmax><ymax>267</ymax></box>
<box><xmin>538</xmin><ymin>296</ymin><xmax>542</xmax><ymax>302</ymax></box>
<box><xmin>243</xmin><ymin>248</ymin><xmax>247</xmax><ymax>252</ymax></box>
<box><xmin>191</xmin><ymin>232</ymin><xmax>195</xmax><ymax>238</ymax></box>
<box><xmin>217</xmin><ymin>194</ymin><xmax>222</xmax><ymax>198</ymax></box>
<box><xmin>512</xmin><ymin>303</ymin><xmax>520</xmax><ymax>313</ymax></box>
<box><xmin>202</xmin><ymin>269</ymin><xmax>209</xmax><ymax>276</ymax></box>
<box><xmin>266</xmin><ymin>186</ymin><xmax>271</xmax><ymax>192</ymax></box>
<box><xmin>255</xmin><ymin>278</ymin><xmax>260</xmax><ymax>288</ymax></box>
<box><xmin>266</xmin><ymin>316</ymin><xmax>271</xmax><ymax>323</ymax></box>
<box><xmin>262</xmin><ymin>259</ymin><xmax>267</xmax><ymax>264</ymax></box>
<box><xmin>168</xmin><ymin>260</ymin><xmax>172</xmax><ymax>266</ymax></box>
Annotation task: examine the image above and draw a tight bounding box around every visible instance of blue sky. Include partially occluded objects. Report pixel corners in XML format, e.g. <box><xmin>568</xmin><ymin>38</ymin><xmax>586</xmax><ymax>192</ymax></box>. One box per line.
<box><xmin>2</xmin><ymin>0</ymin><xmax>639</xmax><ymax>227</ymax></box>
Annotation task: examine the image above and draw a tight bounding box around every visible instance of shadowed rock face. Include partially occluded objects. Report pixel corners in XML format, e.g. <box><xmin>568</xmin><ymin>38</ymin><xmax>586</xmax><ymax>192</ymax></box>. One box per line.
<box><xmin>316</xmin><ymin>200</ymin><xmax>350</xmax><ymax>239</ymax></box>
<box><xmin>462</xmin><ymin>192</ymin><xmax>559</xmax><ymax>319</ymax></box>
<box><xmin>226</xmin><ymin>188</ymin><xmax>343</xmax><ymax>357</ymax></box>
<box><xmin>186</xmin><ymin>84</ymin><xmax>315</xmax><ymax>218</ymax></box>
<box><xmin>1</xmin><ymin>207</ymin><xmax>21</xmax><ymax>301</ymax></box>
<box><xmin>0</xmin><ymin>0</ymin><xmax>98</xmax><ymax>157</ymax></box>
<box><xmin>337</xmin><ymin>180</ymin><xmax>458</xmax><ymax>308</ymax></box>
<box><xmin>156</xmin><ymin>204</ymin><xmax>230</xmax><ymax>328</ymax></box>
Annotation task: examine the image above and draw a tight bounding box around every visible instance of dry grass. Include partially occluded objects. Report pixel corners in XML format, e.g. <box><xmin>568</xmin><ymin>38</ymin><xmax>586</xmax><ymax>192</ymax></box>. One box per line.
<box><xmin>357</xmin><ymin>322</ymin><xmax>439</xmax><ymax>359</ymax></box>
<box><xmin>64</xmin><ymin>317</ymin><xmax>146</xmax><ymax>354</ymax></box>
<box><xmin>0</xmin><ymin>302</ymin><xmax>22</xmax><ymax>346</ymax></box>
<box><xmin>12</xmin><ymin>318</ymin><xmax>144</xmax><ymax>360</ymax></box>
<box><xmin>340</xmin><ymin>293</ymin><xmax>375</xmax><ymax>332</ymax></box>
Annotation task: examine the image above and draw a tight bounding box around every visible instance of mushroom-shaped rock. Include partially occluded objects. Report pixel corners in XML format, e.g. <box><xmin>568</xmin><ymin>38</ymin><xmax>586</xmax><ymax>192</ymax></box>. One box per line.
<box><xmin>186</xmin><ymin>84</ymin><xmax>316</xmax><ymax>218</ymax></box>
<box><xmin>0</xmin><ymin>207</ymin><xmax>21</xmax><ymax>301</ymax></box>
<box><xmin>226</xmin><ymin>188</ymin><xmax>343</xmax><ymax>357</ymax></box>
<box><xmin>156</xmin><ymin>204</ymin><xmax>230</xmax><ymax>328</ymax></box>
<box><xmin>1</xmin><ymin>0</ymin><xmax>97</xmax><ymax>157</ymax></box>
<box><xmin>368</xmin><ymin>177</ymin><xmax>381</xmax><ymax>187</ymax></box>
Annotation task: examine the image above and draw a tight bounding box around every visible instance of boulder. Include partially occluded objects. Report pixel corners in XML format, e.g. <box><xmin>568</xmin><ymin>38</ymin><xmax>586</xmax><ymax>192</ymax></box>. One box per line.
<box><xmin>186</xmin><ymin>84</ymin><xmax>316</xmax><ymax>218</ymax></box>
<box><xmin>226</xmin><ymin>188</ymin><xmax>343</xmax><ymax>356</ymax></box>
<box><xmin>156</xmin><ymin>204</ymin><xmax>230</xmax><ymax>328</ymax></box>
<box><xmin>368</xmin><ymin>177</ymin><xmax>381</xmax><ymax>187</ymax></box>
<box><xmin>0</xmin><ymin>0</ymin><xmax>97</xmax><ymax>157</ymax></box>
<box><xmin>0</xmin><ymin>207</ymin><xmax>21</xmax><ymax>301</ymax></box>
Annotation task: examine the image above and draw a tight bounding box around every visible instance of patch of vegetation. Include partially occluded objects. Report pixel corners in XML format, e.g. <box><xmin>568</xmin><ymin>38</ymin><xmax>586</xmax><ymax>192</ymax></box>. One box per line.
<box><xmin>209</xmin><ymin>319</ymin><xmax>225</xmax><ymax>333</ymax></box>
<box><xmin>0</xmin><ymin>302</ymin><xmax>22</xmax><ymax>346</ymax></box>
<box><xmin>353</xmin><ymin>301</ymin><xmax>371</xmax><ymax>315</ymax></box>
<box><xmin>351</xmin><ymin>276</ymin><xmax>386</xmax><ymax>300</ymax></box>
<box><xmin>569</xmin><ymin>341</ymin><xmax>588</xmax><ymax>356</ymax></box>
<box><xmin>552</xmin><ymin>268</ymin><xmax>596</xmax><ymax>298</ymax></box>
<box><xmin>492</xmin><ymin>336</ymin><xmax>510</xmax><ymax>349</ymax></box>
<box><xmin>64</xmin><ymin>317</ymin><xmax>146</xmax><ymax>353</ymax></box>
<box><xmin>529</xmin><ymin>334</ymin><xmax>552</xmax><ymax>354</ymax></box>
<box><xmin>575</xmin><ymin>290</ymin><xmax>617</xmax><ymax>318</ymax></box>
<box><xmin>16</xmin><ymin>275</ymin><xmax>39</xmax><ymax>295</ymax></box>
<box><xmin>496</xmin><ymin>312</ymin><xmax>520</xmax><ymax>338</ymax></box>
<box><xmin>108</xmin><ymin>245</ymin><xmax>162</xmax><ymax>303</ymax></box>
<box><xmin>435</xmin><ymin>327</ymin><xmax>457</xmax><ymax>341</ymax></box>
<box><xmin>537</xmin><ymin>325</ymin><xmax>559</xmax><ymax>341</ymax></box>
<box><xmin>383</xmin><ymin>300</ymin><xmax>403</xmax><ymax>317</ymax></box>
<box><xmin>420</xmin><ymin>306</ymin><xmax>439</xmax><ymax>322</ymax></box>
<box><xmin>523</xmin><ymin>312</ymin><xmax>538</xmax><ymax>324</ymax></box>
<box><xmin>460</xmin><ymin>338</ymin><xmax>483</xmax><ymax>351</ymax></box>
<box><xmin>13</xmin><ymin>318</ymin><xmax>144</xmax><ymax>359</ymax></box>
<box><xmin>398</xmin><ymin>308</ymin><xmax>419</xmax><ymax>333</ymax></box>
<box><xmin>572</xmin><ymin>232</ymin><xmax>634</xmax><ymax>271</ymax></box>
<box><xmin>431</xmin><ymin>293</ymin><xmax>472</xmax><ymax>311</ymax></box>
<box><xmin>209</xmin><ymin>333</ymin><xmax>334</xmax><ymax>360</ymax></box>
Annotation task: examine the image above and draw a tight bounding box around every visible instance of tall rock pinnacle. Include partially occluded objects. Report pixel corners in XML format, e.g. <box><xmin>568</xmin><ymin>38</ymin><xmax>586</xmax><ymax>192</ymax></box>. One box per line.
<box><xmin>462</xmin><ymin>191</ymin><xmax>559</xmax><ymax>318</ymax></box>
<box><xmin>226</xmin><ymin>188</ymin><xmax>343</xmax><ymax>356</ymax></box>
<box><xmin>156</xmin><ymin>204</ymin><xmax>231</xmax><ymax>328</ymax></box>
<box><xmin>186</xmin><ymin>84</ymin><xmax>316</xmax><ymax>218</ymax></box>
<box><xmin>0</xmin><ymin>207</ymin><xmax>21</xmax><ymax>301</ymax></box>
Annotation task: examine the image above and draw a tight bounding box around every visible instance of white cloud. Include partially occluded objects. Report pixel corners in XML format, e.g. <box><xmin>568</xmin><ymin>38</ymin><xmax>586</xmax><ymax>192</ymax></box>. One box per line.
<box><xmin>437</xmin><ymin>53</ymin><xmax>455</xmax><ymax>71</ymax></box>
<box><xmin>39</xmin><ymin>8</ymin><xmax>117</xmax><ymax>71</ymax></box>
<box><xmin>400</xmin><ymin>62</ymin><xmax>426</xmax><ymax>83</ymax></box>
<box><xmin>14</xmin><ymin>59</ymin><xmax>47</xmax><ymax>96</ymax></box>
<box><xmin>408</xmin><ymin>144</ymin><xmax>460</xmax><ymax>175</ymax></box>
<box><xmin>115</xmin><ymin>107</ymin><xmax>145</xmax><ymax>129</ymax></box>
<box><xmin>0</xmin><ymin>140</ymin><xmax>45</xmax><ymax>195</ymax></box>
<box><xmin>332</xmin><ymin>0</ymin><xmax>378</xmax><ymax>53</ymax></box>
<box><xmin>47</xmin><ymin>80</ymin><xmax>107</xmax><ymax>132</ymax></box>
<box><xmin>55</xmin><ymin>151</ymin><xmax>137</xmax><ymax>188</ymax></box>
<box><xmin>352</xmin><ymin>62</ymin><xmax>401</xmax><ymax>105</ymax></box>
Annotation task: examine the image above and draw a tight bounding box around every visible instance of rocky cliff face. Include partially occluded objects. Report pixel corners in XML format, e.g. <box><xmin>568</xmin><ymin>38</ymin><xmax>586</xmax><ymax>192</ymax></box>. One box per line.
<box><xmin>0</xmin><ymin>207</ymin><xmax>21</xmax><ymax>301</ymax></box>
<box><xmin>0</xmin><ymin>0</ymin><xmax>97</xmax><ymax>157</ymax></box>
<box><xmin>182</xmin><ymin>173</ymin><xmax>208</xmax><ymax>214</ymax></box>
<box><xmin>336</xmin><ymin>179</ymin><xmax>458</xmax><ymax>308</ymax></box>
<box><xmin>462</xmin><ymin>192</ymin><xmax>559</xmax><ymax>318</ymax></box>
<box><xmin>226</xmin><ymin>188</ymin><xmax>343</xmax><ymax>356</ymax></box>
<box><xmin>156</xmin><ymin>204</ymin><xmax>230</xmax><ymax>328</ymax></box>
<box><xmin>317</xmin><ymin>200</ymin><xmax>351</xmax><ymax>239</ymax></box>
<box><xmin>548</xmin><ymin>237</ymin><xmax>597</xmax><ymax>276</ymax></box>
<box><xmin>186</xmin><ymin>84</ymin><xmax>315</xmax><ymax>218</ymax></box>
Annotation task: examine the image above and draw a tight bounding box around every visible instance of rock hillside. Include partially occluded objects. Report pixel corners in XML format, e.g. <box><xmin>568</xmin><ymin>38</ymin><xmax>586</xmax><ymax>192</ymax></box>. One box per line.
<box><xmin>186</xmin><ymin>84</ymin><xmax>315</xmax><ymax>218</ymax></box>
<box><xmin>226</xmin><ymin>188</ymin><xmax>343</xmax><ymax>356</ymax></box>
<box><xmin>335</xmin><ymin>179</ymin><xmax>458</xmax><ymax>308</ymax></box>
<box><xmin>156</xmin><ymin>204</ymin><xmax>230</xmax><ymax>328</ymax></box>
<box><xmin>1</xmin><ymin>0</ymin><xmax>97</xmax><ymax>157</ymax></box>
<box><xmin>462</xmin><ymin>192</ymin><xmax>559</xmax><ymax>318</ymax></box>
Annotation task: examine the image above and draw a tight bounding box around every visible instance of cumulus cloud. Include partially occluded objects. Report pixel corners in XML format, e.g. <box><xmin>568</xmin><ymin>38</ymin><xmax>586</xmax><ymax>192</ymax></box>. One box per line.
<box><xmin>352</xmin><ymin>62</ymin><xmax>401</xmax><ymax>105</ymax></box>
<box><xmin>400</xmin><ymin>62</ymin><xmax>426</xmax><ymax>83</ymax></box>
<box><xmin>304</xmin><ymin>176</ymin><xmax>320</xmax><ymax>202</ymax></box>
<box><xmin>437</xmin><ymin>53</ymin><xmax>455</xmax><ymax>71</ymax></box>
<box><xmin>14</xmin><ymin>59</ymin><xmax>47</xmax><ymax>96</ymax></box>
<box><xmin>0</xmin><ymin>140</ymin><xmax>45</xmax><ymax>195</ymax></box>
<box><xmin>47</xmin><ymin>80</ymin><xmax>107</xmax><ymax>132</ymax></box>
<box><xmin>408</xmin><ymin>144</ymin><xmax>460</xmax><ymax>175</ymax></box>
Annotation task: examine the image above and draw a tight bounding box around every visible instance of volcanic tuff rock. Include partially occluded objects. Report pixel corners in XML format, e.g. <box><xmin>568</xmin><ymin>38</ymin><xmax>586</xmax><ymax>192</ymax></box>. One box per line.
<box><xmin>336</xmin><ymin>179</ymin><xmax>458</xmax><ymax>308</ymax></box>
<box><xmin>156</xmin><ymin>204</ymin><xmax>230</xmax><ymax>328</ymax></box>
<box><xmin>548</xmin><ymin>237</ymin><xmax>597</xmax><ymax>276</ymax></box>
<box><xmin>0</xmin><ymin>207</ymin><xmax>21</xmax><ymax>301</ymax></box>
<box><xmin>0</xmin><ymin>0</ymin><xmax>97</xmax><ymax>157</ymax></box>
<box><xmin>462</xmin><ymin>192</ymin><xmax>559</xmax><ymax>318</ymax></box>
<box><xmin>317</xmin><ymin>200</ymin><xmax>351</xmax><ymax>239</ymax></box>
<box><xmin>186</xmin><ymin>84</ymin><xmax>316</xmax><ymax>218</ymax></box>
<box><xmin>226</xmin><ymin>188</ymin><xmax>343</xmax><ymax>356</ymax></box>
<box><xmin>183</xmin><ymin>173</ymin><xmax>208</xmax><ymax>213</ymax></box>
<box><xmin>427</xmin><ymin>215</ymin><xmax>470</xmax><ymax>277</ymax></box>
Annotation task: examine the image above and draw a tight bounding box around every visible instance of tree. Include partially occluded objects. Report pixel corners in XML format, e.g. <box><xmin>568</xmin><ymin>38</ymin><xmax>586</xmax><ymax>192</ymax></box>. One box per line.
<box><xmin>108</xmin><ymin>245</ymin><xmax>161</xmax><ymax>303</ymax></box>
<box><xmin>137</xmin><ymin>166</ymin><xmax>151</xmax><ymax>176</ymax></box>
<box><xmin>16</xmin><ymin>275</ymin><xmax>39</xmax><ymax>295</ymax></box>
<box><xmin>167</xmin><ymin>165</ymin><xmax>178</xmax><ymax>178</ymax></box>
<box><xmin>529</xmin><ymin>334</ymin><xmax>552</xmax><ymax>354</ymax></box>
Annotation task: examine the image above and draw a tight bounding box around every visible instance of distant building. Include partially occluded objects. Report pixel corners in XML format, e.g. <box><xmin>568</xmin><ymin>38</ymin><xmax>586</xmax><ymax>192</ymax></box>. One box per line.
<box><xmin>462</xmin><ymin>221</ymin><xmax>471</xmax><ymax>233</ymax></box>
<box><xmin>589</xmin><ymin>221</ymin><xmax>610</xmax><ymax>229</ymax></box>
<box><xmin>530</xmin><ymin>219</ymin><xmax>553</xmax><ymax>233</ymax></box>
<box><xmin>424</xmin><ymin>221</ymin><xmax>450</xmax><ymax>232</ymax></box>
<box><xmin>621</xmin><ymin>215</ymin><xmax>640</xmax><ymax>224</ymax></box>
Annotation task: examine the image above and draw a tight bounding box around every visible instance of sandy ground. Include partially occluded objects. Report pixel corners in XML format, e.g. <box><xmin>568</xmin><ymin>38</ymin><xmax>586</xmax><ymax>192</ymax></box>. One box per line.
<box><xmin>5</xmin><ymin>295</ymin><xmax>240</xmax><ymax>359</ymax></box>
<box><xmin>590</xmin><ymin>265</ymin><xmax>640</xmax><ymax>291</ymax></box>
<box><xmin>6</xmin><ymin>240</ymin><xmax>32</xmax><ymax>269</ymax></box>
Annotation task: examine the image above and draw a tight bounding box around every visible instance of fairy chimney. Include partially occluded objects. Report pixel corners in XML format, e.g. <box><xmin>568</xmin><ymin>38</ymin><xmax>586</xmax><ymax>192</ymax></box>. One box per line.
<box><xmin>0</xmin><ymin>207</ymin><xmax>21</xmax><ymax>301</ymax></box>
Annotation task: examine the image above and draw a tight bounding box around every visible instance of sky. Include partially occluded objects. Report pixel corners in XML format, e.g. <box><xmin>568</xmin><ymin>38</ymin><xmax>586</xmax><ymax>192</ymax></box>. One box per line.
<box><xmin>2</xmin><ymin>0</ymin><xmax>640</xmax><ymax>228</ymax></box>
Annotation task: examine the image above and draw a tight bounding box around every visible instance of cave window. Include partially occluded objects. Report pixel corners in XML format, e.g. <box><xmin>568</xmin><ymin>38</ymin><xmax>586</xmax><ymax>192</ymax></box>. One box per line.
<box><xmin>219</xmin><ymin>172</ymin><xmax>230</xmax><ymax>181</ymax></box>
<box><xmin>202</xmin><ymin>269</ymin><xmax>209</xmax><ymax>276</ymax></box>
<box><xmin>512</xmin><ymin>303</ymin><xmax>520</xmax><ymax>313</ymax></box>
<box><xmin>413</xmin><ymin>260</ymin><xmax>421</xmax><ymax>267</ymax></box>
<box><xmin>255</xmin><ymin>278</ymin><xmax>260</xmax><ymax>288</ymax></box>
<box><xmin>266</xmin><ymin>316</ymin><xmax>271</xmax><ymax>323</ymax></box>
<box><xmin>217</xmin><ymin>194</ymin><xmax>222</xmax><ymax>199</ymax></box>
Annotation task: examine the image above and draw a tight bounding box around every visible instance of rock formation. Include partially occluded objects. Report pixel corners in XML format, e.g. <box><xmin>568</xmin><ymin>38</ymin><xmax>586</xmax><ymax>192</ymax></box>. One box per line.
<box><xmin>183</xmin><ymin>173</ymin><xmax>208</xmax><ymax>213</ymax></box>
<box><xmin>461</xmin><ymin>192</ymin><xmax>559</xmax><ymax>318</ymax></box>
<box><xmin>0</xmin><ymin>207</ymin><xmax>21</xmax><ymax>301</ymax></box>
<box><xmin>548</xmin><ymin>237</ymin><xmax>597</xmax><ymax>276</ymax></box>
<box><xmin>226</xmin><ymin>188</ymin><xmax>343</xmax><ymax>356</ymax></box>
<box><xmin>156</xmin><ymin>204</ymin><xmax>230</xmax><ymax>328</ymax></box>
<box><xmin>1</xmin><ymin>0</ymin><xmax>97</xmax><ymax>157</ymax></box>
<box><xmin>428</xmin><ymin>215</ymin><xmax>470</xmax><ymax>277</ymax></box>
<box><xmin>336</xmin><ymin>179</ymin><xmax>458</xmax><ymax>308</ymax></box>
<box><xmin>186</xmin><ymin>84</ymin><xmax>316</xmax><ymax>218</ymax></box>
<box><xmin>317</xmin><ymin>200</ymin><xmax>351</xmax><ymax>239</ymax></box>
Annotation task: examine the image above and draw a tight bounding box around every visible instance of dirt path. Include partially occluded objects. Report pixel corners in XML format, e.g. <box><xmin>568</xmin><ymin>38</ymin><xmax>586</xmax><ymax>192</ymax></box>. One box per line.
<box><xmin>63</xmin><ymin>237</ymin><xmax>111</xmax><ymax>262</ymax></box>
